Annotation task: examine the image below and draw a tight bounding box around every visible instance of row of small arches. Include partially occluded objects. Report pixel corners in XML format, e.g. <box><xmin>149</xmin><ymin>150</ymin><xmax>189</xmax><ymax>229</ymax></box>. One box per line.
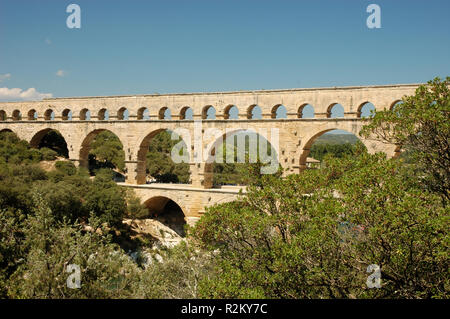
<box><xmin>0</xmin><ymin>101</ymin><xmax>403</xmax><ymax>121</ymax></box>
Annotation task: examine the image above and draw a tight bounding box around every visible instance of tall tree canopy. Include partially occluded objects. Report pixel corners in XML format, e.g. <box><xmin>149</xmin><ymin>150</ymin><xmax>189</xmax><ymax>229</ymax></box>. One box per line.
<box><xmin>361</xmin><ymin>77</ymin><xmax>450</xmax><ymax>202</ymax></box>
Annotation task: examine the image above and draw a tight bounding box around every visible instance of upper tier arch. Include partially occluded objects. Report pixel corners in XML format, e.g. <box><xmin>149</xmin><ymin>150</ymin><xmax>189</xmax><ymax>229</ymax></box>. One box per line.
<box><xmin>0</xmin><ymin>84</ymin><xmax>419</xmax><ymax>121</ymax></box>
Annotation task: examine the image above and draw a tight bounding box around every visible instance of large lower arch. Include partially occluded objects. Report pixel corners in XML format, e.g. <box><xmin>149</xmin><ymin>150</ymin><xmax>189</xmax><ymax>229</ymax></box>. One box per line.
<box><xmin>29</xmin><ymin>128</ymin><xmax>69</xmax><ymax>158</ymax></box>
<box><xmin>79</xmin><ymin>129</ymin><xmax>125</xmax><ymax>171</ymax></box>
<box><xmin>203</xmin><ymin>128</ymin><xmax>280</xmax><ymax>188</ymax></box>
<box><xmin>136</xmin><ymin>129</ymin><xmax>191</xmax><ymax>185</ymax></box>
<box><xmin>298</xmin><ymin>128</ymin><xmax>369</xmax><ymax>172</ymax></box>
<box><xmin>143</xmin><ymin>196</ymin><xmax>187</xmax><ymax>237</ymax></box>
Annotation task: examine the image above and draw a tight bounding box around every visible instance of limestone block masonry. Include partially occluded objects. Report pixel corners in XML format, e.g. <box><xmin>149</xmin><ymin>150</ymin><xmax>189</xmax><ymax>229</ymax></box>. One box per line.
<box><xmin>0</xmin><ymin>84</ymin><xmax>420</xmax><ymax>222</ymax></box>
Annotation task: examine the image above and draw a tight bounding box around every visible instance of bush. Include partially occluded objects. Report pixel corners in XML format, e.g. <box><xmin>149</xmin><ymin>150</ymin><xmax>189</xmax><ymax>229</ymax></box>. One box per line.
<box><xmin>55</xmin><ymin>161</ymin><xmax>77</xmax><ymax>176</ymax></box>
<box><xmin>39</xmin><ymin>147</ymin><xmax>58</xmax><ymax>161</ymax></box>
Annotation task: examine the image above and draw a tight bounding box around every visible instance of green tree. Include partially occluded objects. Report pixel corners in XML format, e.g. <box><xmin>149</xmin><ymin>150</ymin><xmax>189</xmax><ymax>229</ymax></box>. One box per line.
<box><xmin>89</xmin><ymin>131</ymin><xmax>125</xmax><ymax>172</ymax></box>
<box><xmin>146</xmin><ymin>130</ymin><xmax>190</xmax><ymax>183</ymax></box>
<box><xmin>38</xmin><ymin>130</ymin><xmax>69</xmax><ymax>158</ymax></box>
<box><xmin>7</xmin><ymin>193</ymin><xmax>139</xmax><ymax>299</ymax></box>
<box><xmin>135</xmin><ymin>242</ymin><xmax>215</xmax><ymax>298</ymax></box>
<box><xmin>192</xmin><ymin>152</ymin><xmax>449</xmax><ymax>298</ymax></box>
<box><xmin>361</xmin><ymin>77</ymin><xmax>450</xmax><ymax>202</ymax></box>
<box><xmin>0</xmin><ymin>209</ymin><xmax>25</xmax><ymax>298</ymax></box>
<box><xmin>125</xmin><ymin>189</ymin><xmax>148</xmax><ymax>219</ymax></box>
<box><xmin>310</xmin><ymin>141</ymin><xmax>366</xmax><ymax>162</ymax></box>
<box><xmin>0</xmin><ymin>131</ymin><xmax>42</xmax><ymax>164</ymax></box>
<box><xmin>84</xmin><ymin>169</ymin><xmax>127</xmax><ymax>227</ymax></box>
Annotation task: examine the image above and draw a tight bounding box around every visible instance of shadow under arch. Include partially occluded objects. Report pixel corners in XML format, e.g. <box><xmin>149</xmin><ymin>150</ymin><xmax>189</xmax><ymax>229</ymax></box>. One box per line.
<box><xmin>44</xmin><ymin>109</ymin><xmax>55</xmax><ymax>121</ymax></box>
<box><xmin>136</xmin><ymin>128</ymin><xmax>191</xmax><ymax>185</ymax></box>
<box><xmin>12</xmin><ymin>110</ymin><xmax>22</xmax><ymax>121</ymax></box>
<box><xmin>62</xmin><ymin>109</ymin><xmax>72</xmax><ymax>121</ymax></box>
<box><xmin>0</xmin><ymin>128</ymin><xmax>14</xmax><ymax>134</ymax></box>
<box><xmin>117</xmin><ymin>107</ymin><xmax>129</xmax><ymax>120</ymax></box>
<box><xmin>180</xmin><ymin>106</ymin><xmax>193</xmax><ymax>120</ymax></box>
<box><xmin>203</xmin><ymin>128</ymin><xmax>280</xmax><ymax>188</ymax></box>
<box><xmin>247</xmin><ymin>104</ymin><xmax>262</xmax><ymax>119</ymax></box>
<box><xmin>143</xmin><ymin>196</ymin><xmax>186</xmax><ymax>237</ymax></box>
<box><xmin>299</xmin><ymin>128</ymin><xmax>368</xmax><ymax>172</ymax></box>
<box><xmin>137</xmin><ymin>107</ymin><xmax>150</xmax><ymax>120</ymax></box>
<box><xmin>80</xmin><ymin>109</ymin><xmax>91</xmax><ymax>121</ymax></box>
<box><xmin>159</xmin><ymin>107</ymin><xmax>171</xmax><ymax>120</ymax></box>
<box><xmin>28</xmin><ymin>109</ymin><xmax>38</xmax><ymax>121</ymax></box>
<box><xmin>29</xmin><ymin>128</ymin><xmax>69</xmax><ymax>158</ymax></box>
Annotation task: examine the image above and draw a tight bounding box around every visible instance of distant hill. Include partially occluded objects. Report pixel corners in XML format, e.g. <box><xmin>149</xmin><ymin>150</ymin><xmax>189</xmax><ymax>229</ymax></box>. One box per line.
<box><xmin>313</xmin><ymin>133</ymin><xmax>359</xmax><ymax>145</ymax></box>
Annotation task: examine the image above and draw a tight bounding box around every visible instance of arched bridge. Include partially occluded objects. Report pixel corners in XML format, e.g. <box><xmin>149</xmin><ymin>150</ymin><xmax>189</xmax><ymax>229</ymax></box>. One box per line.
<box><xmin>0</xmin><ymin>84</ymin><xmax>419</xmax><ymax>224</ymax></box>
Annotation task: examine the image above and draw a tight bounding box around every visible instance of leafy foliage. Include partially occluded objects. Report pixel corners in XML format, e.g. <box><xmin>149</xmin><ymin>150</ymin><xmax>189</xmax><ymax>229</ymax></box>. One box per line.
<box><xmin>89</xmin><ymin>131</ymin><xmax>125</xmax><ymax>173</ymax></box>
<box><xmin>310</xmin><ymin>141</ymin><xmax>366</xmax><ymax>161</ymax></box>
<box><xmin>0</xmin><ymin>131</ymin><xmax>42</xmax><ymax>164</ymax></box>
<box><xmin>192</xmin><ymin>152</ymin><xmax>449</xmax><ymax>298</ymax></box>
<box><xmin>38</xmin><ymin>130</ymin><xmax>69</xmax><ymax>158</ymax></box>
<box><xmin>361</xmin><ymin>77</ymin><xmax>450</xmax><ymax>202</ymax></box>
<box><xmin>134</xmin><ymin>243</ymin><xmax>215</xmax><ymax>298</ymax></box>
<box><xmin>145</xmin><ymin>130</ymin><xmax>190</xmax><ymax>183</ymax></box>
<box><xmin>7</xmin><ymin>194</ymin><xmax>139</xmax><ymax>299</ymax></box>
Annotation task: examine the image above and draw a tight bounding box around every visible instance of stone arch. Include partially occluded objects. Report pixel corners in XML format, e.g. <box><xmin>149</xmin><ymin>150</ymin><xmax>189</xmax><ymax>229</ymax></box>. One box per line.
<box><xmin>79</xmin><ymin>129</ymin><xmax>124</xmax><ymax>169</ymax></box>
<box><xmin>62</xmin><ymin>109</ymin><xmax>72</xmax><ymax>121</ymax></box>
<box><xmin>223</xmin><ymin>105</ymin><xmax>238</xmax><ymax>120</ymax></box>
<box><xmin>143</xmin><ymin>196</ymin><xmax>187</xmax><ymax>237</ymax></box>
<box><xmin>298</xmin><ymin>103</ymin><xmax>315</xmax><ymax>118</ymax></box>
<box><xmin>29</xmin><ymin>128</ymin><xmax>69</xmax><ymax>157</ymax></box>
<box><xmin>44</xmin><ymin>109</ymin><xmax>55</xmax><ymax>121</ymax></box>
<box><xmin>0</xmin><ymin>128</ymin><xmax>13</xmax><ymax>134</ymax></box>
<box><xmin>390</xmin><ymin>100</ymin><xmax>403</xmax><ymax>110</ymax></box>
<box><xmin>137</xmin><ymin>107</ymin><xmax>150</xmax><ymax>120</ymax></box>
<box><xmin>28</xmin><ymin>109</ymin><xmax>38</xmax><ymax>121</ymax></box>
<box><xmin>271</xmin><ymin>104</ymin><xmax>287</xmax><ymax>119</ymax></box>
<box><xmin>80</xmin><ymin>108</ymin><xmax>91</xmax><ymax>120</ymax></box>
<box><xmin>0</xmin><ymin>110</ymin><xmax>6</xmax><ymax>121</ymax></box>
<box><xmin>98</xmin><ymin>108</ymin><xmax>109</xmax><ymax>121</ymax></box>
<box><xmin>136</xmin><ymin>128</ymin><xmax>191</xmax><ymax>185</ymax></box>
<box><xmin>247</xmin><ymin>105</ymin><xmax>262</xmax><ymax>119</ymax></box>
<box><xmin>202</xmin><ymin>105</ymin><xmax>216</xmax><ymax>120</ymax></box>
<box><xmin>357</xmin><ymin>102</ymin><xmax>376</xmax><ymax>118</ymax></box>
<box><xmin>158</xmin><ymin>107</ymin><xmax>171</xmax><ymax>120</ymax></box>
<box><xmin>117</xmin><ymin>107</ymin><xmax>129</xmax><ymax>120</ymax></box>
<box><xmin>327</xmin><ymin>103</ymin><xmax>345</xmax><ymax>118</ymax></box>
<box><xmin>180</xmin><ymin>106</ymin><xmax>193</xmax><ymax>120</ymax></box>
<box><xmin>12</xmin><ymin>110</ymin><xmax>22</xmax><ymax>121</ymax></box>
<box><xmin>299</xmin><ymin>128</ymin><xmax>369</xmax><ymax>172</ymax></box>
<box><xmin>203</xmin><ymin>128</ymin><xmax>279</xmax><ymax>188</ymax></box>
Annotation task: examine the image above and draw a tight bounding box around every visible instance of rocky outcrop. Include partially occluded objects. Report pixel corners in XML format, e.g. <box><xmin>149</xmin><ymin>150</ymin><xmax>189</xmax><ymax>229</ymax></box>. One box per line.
<box><xmin>123</xmin><ymin>218</ymin><xmax>185</xmax><ymax>249</ymax></box>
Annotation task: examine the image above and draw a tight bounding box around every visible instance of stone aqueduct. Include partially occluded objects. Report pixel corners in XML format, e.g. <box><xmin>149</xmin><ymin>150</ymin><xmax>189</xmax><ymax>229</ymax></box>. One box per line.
<box><xmin>0</xmin><ymin>84</ymin><xmax>419</xmax><ymax>225</ymax></box>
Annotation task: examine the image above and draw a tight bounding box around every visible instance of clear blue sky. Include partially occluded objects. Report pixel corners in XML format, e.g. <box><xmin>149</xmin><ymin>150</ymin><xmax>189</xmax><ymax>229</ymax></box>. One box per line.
<box><xmin>0</xmin><ymin>0</ymin><xmax>449</xmax><ymax>100</ymax></box>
